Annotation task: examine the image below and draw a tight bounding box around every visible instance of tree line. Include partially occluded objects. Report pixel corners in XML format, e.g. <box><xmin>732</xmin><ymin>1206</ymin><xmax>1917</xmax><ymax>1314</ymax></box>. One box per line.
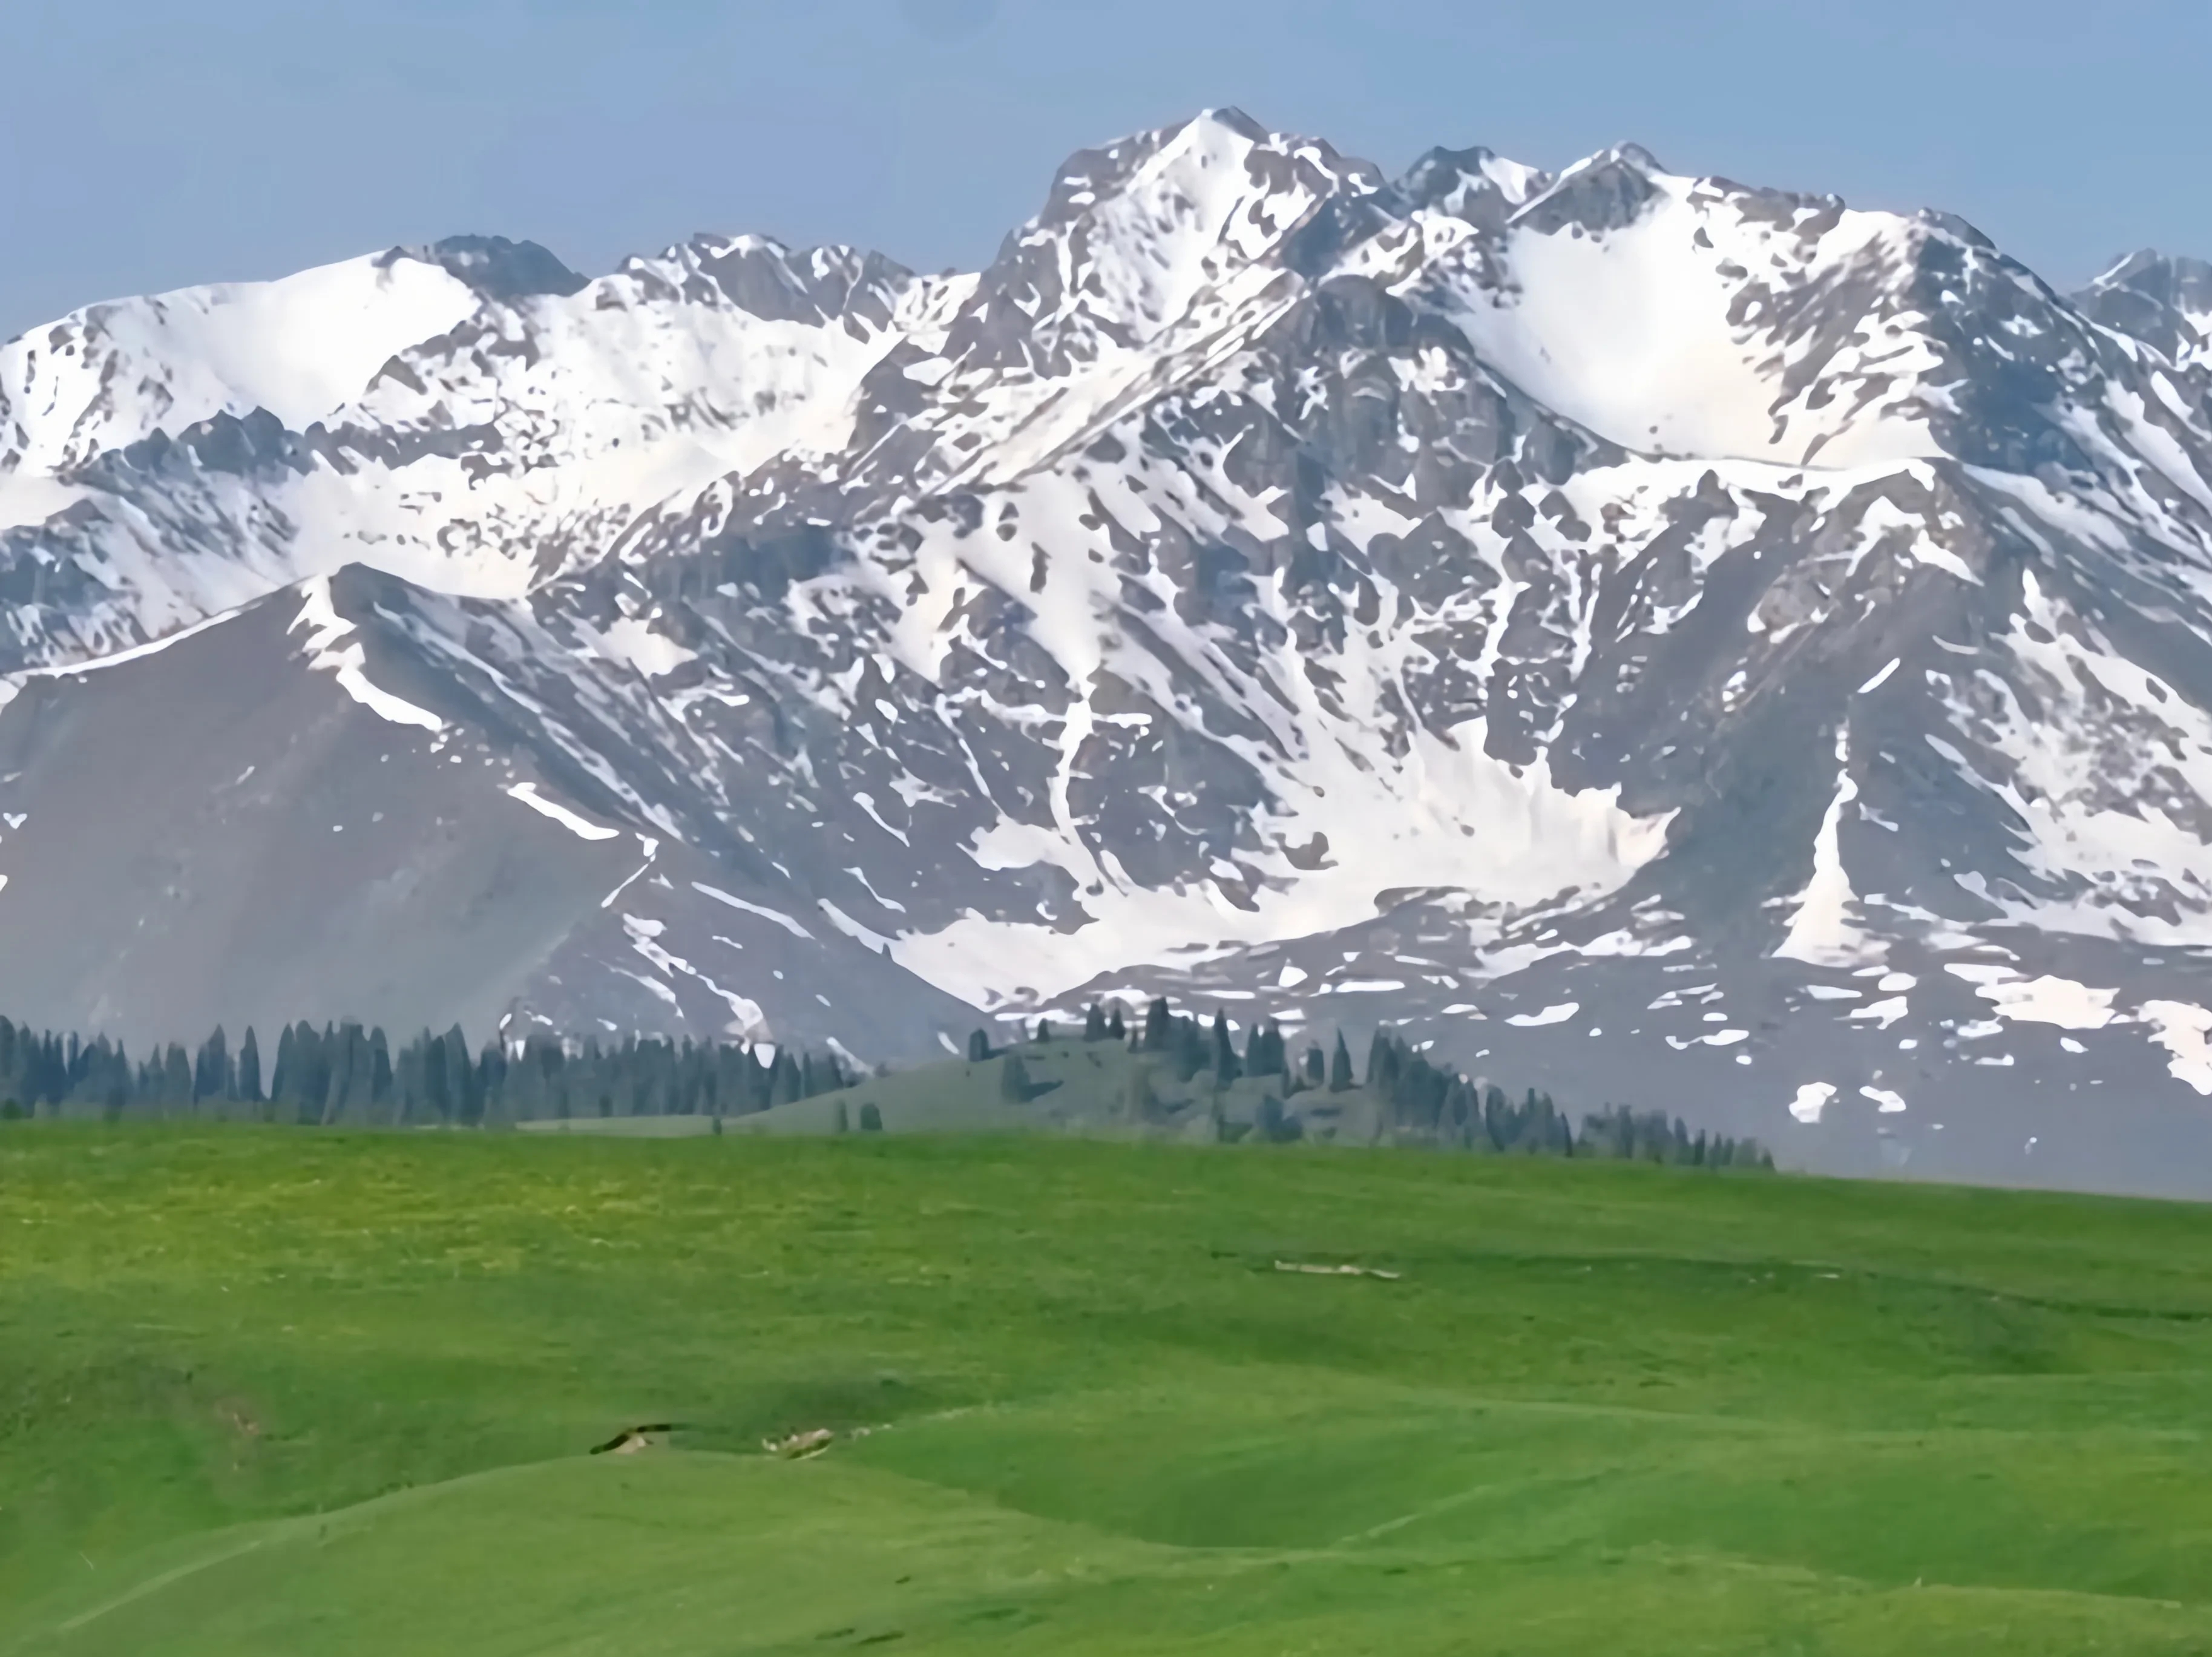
<box><xmin>985</xmin><ymin>1002</ymin><xmax>1773</xmax><ymax>1169</ymax></box>
<box><xmin>0</xmin><ymin>997</ymin><xmax>1772</xmax><ymax>1169</ymax></box>
<box><xmin>0</xmin><ymin>1017</ymin><xmax>855</xmax><ymax>1126</ymax></box>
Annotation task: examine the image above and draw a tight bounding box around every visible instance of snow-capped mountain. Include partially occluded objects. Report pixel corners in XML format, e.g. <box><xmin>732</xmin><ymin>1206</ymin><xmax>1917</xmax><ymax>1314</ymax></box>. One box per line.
<box><xmin>5</xmin><ymin>107</ymin><xmax>2212</xmax><ymax>1193</ymax></box>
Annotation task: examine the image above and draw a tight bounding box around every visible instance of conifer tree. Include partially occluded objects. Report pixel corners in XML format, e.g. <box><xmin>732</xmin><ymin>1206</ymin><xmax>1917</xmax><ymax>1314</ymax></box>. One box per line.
<box><xmin>272</xmin><ymin>1024</ymin><xmax>300</xmax><ymax>1113</ymax></box>
<box><xmin>193</xmin><ymin>1026</ymin><xmax>229</xmax><ymax>1105</ymax></box>
<box><xmin>475</xmin><ymin>1040</ymin><xmax>511</xmax><ymax>1127</ymax></box>
<box><xmin>1173</xmin><ymin>1015</ymin><xmax>1209</xmax><ymax>1081</ymax></box>
<box><xmin>236</xmin><ymin>1026</ymin><xmax>262</xmax><ymax>1107</ymax></box>
<box><xmin>1143</xmin><ymin>998</ymin><xmax>1173</xmax><ymax>1052</ymax></box>
<box><xmin>1210</xmin><ymin>1011</ymin><xmax>1241</xmax><ymax>1084</ymax></box>
<box><xmin>369</xmin><ymin>1028</ymin><xmax>393</xmax><ymax>1115</ymax></box>
<box><xmin>770</xmin><ymin>1049</ymin><xmax>805</xmax><ymax>1108</ymax></box>
<box><xmin>1328</xmin><ymin>1032</ymin><xmax>1354</xmax><ymax>1092</ymax></box>
<box><xmin>1366</xmin><ymin>1029</ymin><xmax>1401</xmax><ymax>1097</ymax></box>
<box><xmin>162</xmin><ymin>1043</ymin><xmax>193</xmax><ymax>1112</ymax></box>
<box><xmin>442</xmin><ymin>1025</ymin><xmax>474</xmax><ymax>1124</ymax></box>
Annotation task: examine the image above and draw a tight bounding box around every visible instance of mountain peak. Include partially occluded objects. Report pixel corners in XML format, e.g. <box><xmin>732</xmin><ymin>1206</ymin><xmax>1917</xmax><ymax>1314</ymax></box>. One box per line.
<box><xmin>2071</xmin><ymin>246</ymin><xmax>2212</xmax><ymax>362</ymax></box>
<box><xmin>1397</xmin><ymin>145</ymin><xmax>1552</xmax><ymax>227</ymax></box>
<box><xmin>1185</xmin><ymin>104</ymin><xmax>1271</xmax><ymax>143</ymax></box>
<box><xmin>379</xmin><ymin>235</ymin><xmax>588</xmax><ymax>302</ymax></box>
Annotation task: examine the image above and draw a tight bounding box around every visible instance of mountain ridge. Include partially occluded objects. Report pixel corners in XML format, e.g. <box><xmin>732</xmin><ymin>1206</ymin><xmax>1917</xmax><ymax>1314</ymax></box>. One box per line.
<box><xmin>2</xmin><ymin>108</ymin><xmax>2212</xmax><ymax>1192</ymax></box>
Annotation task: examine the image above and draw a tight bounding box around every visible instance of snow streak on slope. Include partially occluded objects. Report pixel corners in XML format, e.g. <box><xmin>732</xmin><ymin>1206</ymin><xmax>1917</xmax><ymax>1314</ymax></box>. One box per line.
<box><xmin>1774</xmin><ymin>727</ymin><xmax>1866</xmax><ymax>966</ymax></box>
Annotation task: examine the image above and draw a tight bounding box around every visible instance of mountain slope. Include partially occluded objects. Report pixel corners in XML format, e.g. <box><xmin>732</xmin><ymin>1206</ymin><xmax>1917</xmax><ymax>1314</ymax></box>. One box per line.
<box><xmin>5</xmin><ymin>108</ymin><xmax>2212</xmax><ymax>1189</ymax></box>
<box><xmin>0</xmin><ymin>566</ymin><xmax>976</xmax><ymax>1058</ymax></box>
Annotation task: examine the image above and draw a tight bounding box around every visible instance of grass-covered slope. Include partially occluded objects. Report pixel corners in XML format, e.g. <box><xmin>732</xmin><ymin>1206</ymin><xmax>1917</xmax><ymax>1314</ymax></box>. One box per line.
<box><xmin>522</xmin><ymin>1037</ymin><xmax>1270</xmax><ymax>1140</ymax></box>
<box><xmin>4</xmin><ymin>1130</ymin><xmax>2212</xmax><ymax>1653</ymax></box>
<box><xmin>519</xmin><ymin>1030</ymin><xmax>1748</xmax><ymax>1168</ymax></box>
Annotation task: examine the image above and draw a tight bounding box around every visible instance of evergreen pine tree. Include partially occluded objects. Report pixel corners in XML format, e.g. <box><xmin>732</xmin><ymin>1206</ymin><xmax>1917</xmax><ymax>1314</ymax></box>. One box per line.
<box><xmin>770</xmin><ymin>1049</ymin><xmax>805</xmax><ymax>1108</ymax></box>
<box><xmin>1367</xmin><ymin>1029</ymin><xmax>1401</xmax><ymax>1098</ymax></box>
<box><xmin>1083</xmin><ymin>1004</ymin><xmax>1107</xmax><ymax>1042</ymax></box>
<box><xmin>1143</xmin><ymin>998</ymin><xmax>1173</xmax><ymax>1052</ymax></box>
<box><xmin>162</xmin><ymin>1043</ymin><xmax>193</xmax><ymax>1112</ymax></box>
<box><xmin>237</xmin><ymin>1028</ymin><xmax>263</xmax><ymax>1106</ymax></box>
<box><xmin>1328</xmin><ymin>1032</ymin><xmax>1354</xmax><ymax>1093</ymax></box>
<box><xmin>1210</xmin><ymin>1011</ymin><xmax>1240</xmax><ymax>1084</ymax></box>
<box><xmin>1108</xmin><ymin>1006</ymin><xmax>1126</xmax><ymax>1042</ymax></box>
<box><xmin>418</xmin><ymin>1031</ymin><xmax>450</xmax><ymax>1122</ymax></box>
<box><xmin>295</xmin><ymin>1024</ymin><xmax>332</xmax><ymax>1123</ymax></box>
<box><xmin>476</xmin><ymin>1040</ymin><xmax>511</xmax><ymax>1127</ymax></box>
<box><xmin>1173</xmin><ymin>1016</ymin><xmax>1209</xmax><ymax>1082</ymax></box>
<box><xmin>322</xmin><ymin>1022</ymin><xmax>368</xmax><ymax>1125</ymax></box>
<box><xmin>442</xmin><ymin>1025</ymin><xmax>474</xmax><ymax>1124</ymax></box>
<box><xmin>1242</xmin><ymin>1020</ymin><xmax>1270</xmax><ymax>1078</ymax></box>
<box><xmin>369</xmin><ymin>1029</ymin><xmax>393</xmax><ymax>1117</ymax></box>
<box><xmin>193</xmin><ymin>1027</ymin><xmax>229</xmax><ymax>1106</ymax></box>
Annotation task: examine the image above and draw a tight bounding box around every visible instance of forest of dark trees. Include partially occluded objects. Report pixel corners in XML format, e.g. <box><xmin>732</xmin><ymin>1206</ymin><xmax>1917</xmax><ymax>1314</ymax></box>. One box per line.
<box><xmin>0</xmin><ymin>1000</ymin><xmax>1772</xmax><ymax>1170</ymax></box>
<box><xmin>0</xmin><ymin>1017</ymin><xmax>855</xmax><ymax>1126</ymax></box>
<box><xmin>1065</xmin><ymin>1000</ymin><xmax>1774</xmax><ymax>1169</ymax></box>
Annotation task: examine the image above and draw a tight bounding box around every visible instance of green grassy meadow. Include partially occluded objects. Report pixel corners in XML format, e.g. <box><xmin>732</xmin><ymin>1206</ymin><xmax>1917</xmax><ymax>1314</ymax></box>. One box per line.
<box><xmin>5</xmin><ymin>1129</ymin><xmax>2212</xmax><ymax>1653</ymax></box>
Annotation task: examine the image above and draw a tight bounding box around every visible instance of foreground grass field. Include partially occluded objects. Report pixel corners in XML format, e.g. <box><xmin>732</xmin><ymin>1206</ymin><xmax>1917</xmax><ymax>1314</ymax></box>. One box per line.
<box><xmin>4</xmin><ymin>1131</ymin><xmax>2212</xmax><ymax>1653</ymax></box>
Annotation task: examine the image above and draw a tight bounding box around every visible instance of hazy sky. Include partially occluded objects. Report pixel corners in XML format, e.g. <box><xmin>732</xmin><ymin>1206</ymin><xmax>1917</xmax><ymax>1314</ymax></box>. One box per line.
<box><xmin>3</xmin><ymin>0</ymin><xmax>2206</xmax><ymax>340</ymax></box>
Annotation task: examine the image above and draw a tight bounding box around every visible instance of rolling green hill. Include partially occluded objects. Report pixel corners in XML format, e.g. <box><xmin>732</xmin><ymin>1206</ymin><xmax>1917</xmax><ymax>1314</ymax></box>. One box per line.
<box><xmin>4</xmin><ymin>1128</ymin><xmax>2211</xmax><ymax>1653</ymax></box>
<box><xmin>517</xmin><ymin>1026</ymin><xmax>1769</xmax><ymax>1171</ymax></box>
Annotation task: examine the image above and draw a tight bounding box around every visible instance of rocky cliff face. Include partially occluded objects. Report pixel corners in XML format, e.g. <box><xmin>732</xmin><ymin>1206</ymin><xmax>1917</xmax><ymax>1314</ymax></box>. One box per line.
<box><xmin>5</xmin><ymin>108</ymin><xmax>2212</xmax><ymax>1192</ymax></box>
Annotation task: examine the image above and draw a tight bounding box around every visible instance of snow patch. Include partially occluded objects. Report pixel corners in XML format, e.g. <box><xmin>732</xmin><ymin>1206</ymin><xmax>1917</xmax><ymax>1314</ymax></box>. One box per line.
<box><xmin>1774</xmin><ymin>727</ymin><xmax>1866</xmax><ymax>966</ymax></box>
<box><xmin>692</xmin><ymin>882</ymin><xmax>814</xmax><ymax>939</ymax></box>
<box><xmin>1790</xmin><ymin>1081</ymin><xmax>1836</xmax><ymax>1123</ymax></box>
<box><xmin>1506</xmin><ymin>1002</ymin><xmax>1580</xmax><ymax>1028</ymax></box>
<box><xmin>506</xmin><ymin>783</ymin><xmax>620</xmax><ymax>841</ymax></box>
<box><xmin>587</xmin><ymin>617</ymin><xmax>698</xmax><ymax>679</ymax></box>
<box><xmin>1944</xmin><ymin>963</ymin><xmax>2116</xmax><ymax>1029</ymax></box>
<box><xmin>2139</xmin><ymin>1000</ymin><xmax>2212</xmax><ymax>1095</ymax></box>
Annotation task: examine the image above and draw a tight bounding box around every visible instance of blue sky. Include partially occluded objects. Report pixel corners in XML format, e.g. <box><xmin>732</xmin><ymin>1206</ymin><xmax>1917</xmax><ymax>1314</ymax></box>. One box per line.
<box><xmin>2</xmin><ymin>0</ymin><xmax>2206</xmax><ymax>339</ymax></box>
